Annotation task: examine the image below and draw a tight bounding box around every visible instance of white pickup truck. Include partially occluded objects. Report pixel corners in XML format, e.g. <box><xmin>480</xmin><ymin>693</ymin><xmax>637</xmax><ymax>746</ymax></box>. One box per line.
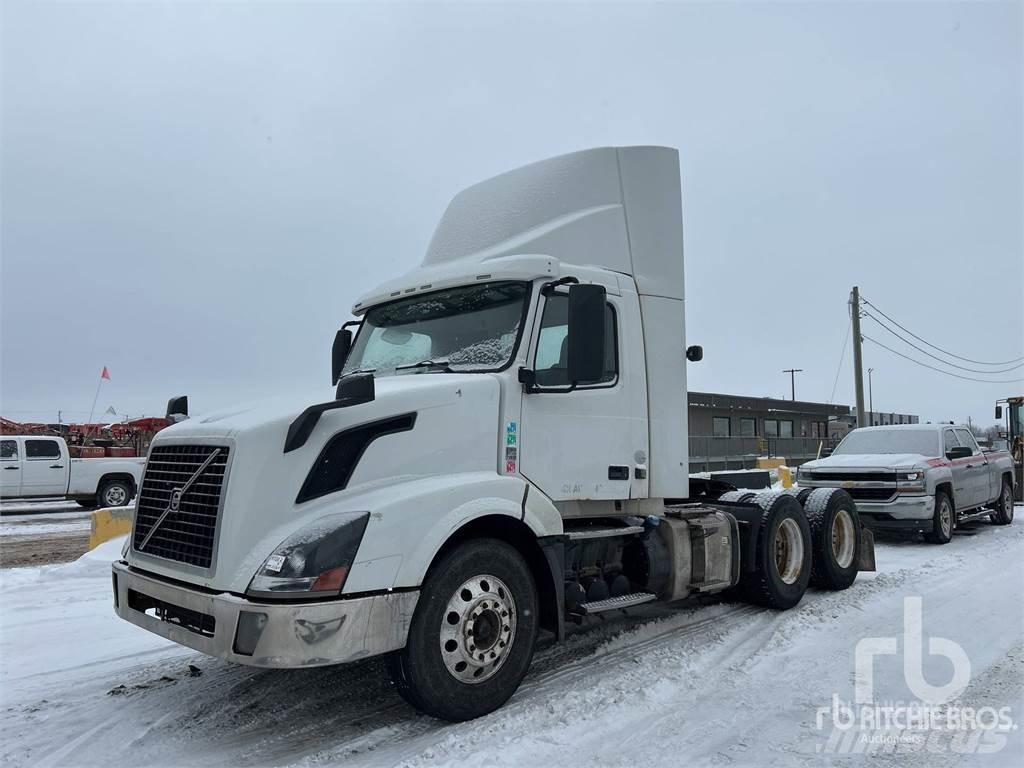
<box><xmin>0</xmin><ymin>435</ymin><xmax>144</xmax><ymax>508</ymax></box>
<box><xmin>797</xmin><ymin>424</ymin><xmax>1016</xmax><ymax>543</ymax></box>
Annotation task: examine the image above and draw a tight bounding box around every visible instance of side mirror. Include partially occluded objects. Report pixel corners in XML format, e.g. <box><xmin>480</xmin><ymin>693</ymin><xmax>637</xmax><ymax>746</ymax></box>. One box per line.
<box><xmin>166</xmin><ymin>395</ymin><xmax>188</xmax><ymax>422</ymax></box>
<box><xmin>332</xmin><ymin>328</ymin><xmax>353</xmax><ymax>384</ymax></box>
<box><xmin>946</xmin><ymin>446</ymin><xmax>971</xmax><ymax>461</ymax></box>
<box><xmin>686</xmin><ymin>345</ymin><xmax>703</xmax><ymax>362</ymax></box>
<box><xmin>995</xmin><ymin>405</ymin><xmax>1003</xmax><ymax>420</ymax></box>
<box><xmin>566</xmin><ymin>284</ymin><xmax>606</xmax><ymax>384</ymax></box>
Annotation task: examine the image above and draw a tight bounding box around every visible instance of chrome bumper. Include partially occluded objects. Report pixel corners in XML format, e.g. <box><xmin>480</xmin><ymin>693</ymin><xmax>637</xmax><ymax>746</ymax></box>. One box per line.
<box><xmin>856</xmin><ymin>494</ymin><xmax>934</xmax><ymax>521</ymax></box>
<box><xmin>111</xmin><ymin>561</ymin><xmax>418</xmax><ymax>668</ymax></box>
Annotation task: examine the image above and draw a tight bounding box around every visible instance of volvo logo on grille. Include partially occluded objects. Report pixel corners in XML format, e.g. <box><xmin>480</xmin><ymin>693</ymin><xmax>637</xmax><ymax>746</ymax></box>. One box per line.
<box><xmin>138</xmin><ymin>448</ymin><xmax>222</xmax><ymax>553</ymax></box>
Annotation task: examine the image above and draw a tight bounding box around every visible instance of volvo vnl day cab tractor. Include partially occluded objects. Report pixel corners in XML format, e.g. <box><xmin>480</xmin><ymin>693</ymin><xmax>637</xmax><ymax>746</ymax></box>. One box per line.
<box><xmin>112</xmin><ymin>147</ymin><xmax>875</xmax><ymax>721</ymax></box>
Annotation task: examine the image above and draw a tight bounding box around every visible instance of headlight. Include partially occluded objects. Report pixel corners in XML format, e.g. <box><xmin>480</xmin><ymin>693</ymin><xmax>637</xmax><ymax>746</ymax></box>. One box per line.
<box><xmin>247</xmin><ymin>512</ymin><xmax>370</xmax><ymax>598</ymax></box>
<box><xmin>896</xmin><ymin>470</ymin><xmax>926</xmax><ymax>491</ymax></box>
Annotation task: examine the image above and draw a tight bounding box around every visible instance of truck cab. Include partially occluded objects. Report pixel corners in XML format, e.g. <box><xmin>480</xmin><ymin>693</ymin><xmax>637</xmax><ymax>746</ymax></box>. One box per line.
<box><xmin>112</xmin><ymin>147</ymin><xmax>873</xmax><ymax>721</ymax></box>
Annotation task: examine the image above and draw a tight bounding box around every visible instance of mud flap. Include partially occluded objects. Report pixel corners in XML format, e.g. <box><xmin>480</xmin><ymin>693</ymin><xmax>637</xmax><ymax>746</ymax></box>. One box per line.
<box><xmin>857</xmin><ymin>527</ymin><xmax>876</xmax><ymax>571</ymax></box>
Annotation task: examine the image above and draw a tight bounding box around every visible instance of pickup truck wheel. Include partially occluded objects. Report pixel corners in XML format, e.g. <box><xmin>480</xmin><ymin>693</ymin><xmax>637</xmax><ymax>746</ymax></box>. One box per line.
<box><xmin>740</xmin><ymin>493</ymin><xmax>812</xmax><ymax>609</ymax></box>
<box><xmin>924</xmin><ymin>491</ymin><xmax>954</xmax><ymax>544</ymax></box>
<box><xmin>99</xmin><ymin>480</ymin><xmax>130</xmax><ymax>508</ymax></box>
<box><xmin>989</xmin><ymin>480</ymin><xmax>1015</xmax><ymax>526</ymax></box>
<box><xmin>387</xmin><ymin>538</ymin><xmax>538</xmax><ymax>722</ymax></box>
<box><xmin>803</xmin><ymin>488</ymin><xmax>860</xmax><ymax>590</ymax></box>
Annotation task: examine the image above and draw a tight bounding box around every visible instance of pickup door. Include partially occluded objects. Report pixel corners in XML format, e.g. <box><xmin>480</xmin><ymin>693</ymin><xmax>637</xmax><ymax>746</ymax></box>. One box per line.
<box><xmin>19</xmin><ymin>437</ymin><xmax>69</xmax><ymax>497</ymax></box>
<box><xmin>954</xmin><ymin>428</ymin><xmax>992</xmax><ymax>508</ymax></box>
<box><xmin>1</xmin><ymin>439</ymin><xmax>21</xmax><ymax>497</ymax></box>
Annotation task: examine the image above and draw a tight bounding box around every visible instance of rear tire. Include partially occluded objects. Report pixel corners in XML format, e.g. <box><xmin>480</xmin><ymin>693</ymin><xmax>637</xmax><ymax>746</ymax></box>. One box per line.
<box><xmin>740</xmin><ymin>492</ymin><xmax>812</xmax><ymax>609</ymax></box>
<box><xmin>803</xmin><ymin>488</ymin><xmax>860</xmax><ymax>590</ymax></box>
<box><xmin>387</xmin><ymin>538</ymin><xmax>538</xmax><ymax>721</ymax></box>
<box><xmin>98</xmin><ymin>480</ymin><xmax>131</xmax><ymax>508</ymax></box>
<box><xmin>989</xmin><ymin>480</ymin><xmax>1015</xmax><ymax>526</ymax></box>
<box><xmin>924</xmin><ymin>491</ymin><xmax>954</xmax><ymax>544</ymax></box>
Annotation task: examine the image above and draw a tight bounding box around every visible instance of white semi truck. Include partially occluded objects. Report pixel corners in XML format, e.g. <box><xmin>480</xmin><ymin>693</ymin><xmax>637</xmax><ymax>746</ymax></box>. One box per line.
<box><xmin>112</xmin><ymin>147</ymin><xmax>874</xmax><ymax>721</ymax></box>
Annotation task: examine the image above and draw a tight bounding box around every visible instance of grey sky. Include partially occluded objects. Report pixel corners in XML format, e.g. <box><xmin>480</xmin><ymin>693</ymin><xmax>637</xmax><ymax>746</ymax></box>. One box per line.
<box><xmin>2</xmin><ymin>1</ymin><xmax>1021</xmax><ymax>429</ymax></box>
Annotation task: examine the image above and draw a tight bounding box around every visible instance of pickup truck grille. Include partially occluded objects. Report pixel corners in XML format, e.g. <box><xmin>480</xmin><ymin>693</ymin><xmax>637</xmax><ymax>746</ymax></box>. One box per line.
<box><xmin>806</xmin><ymin>471</ymin><xmax>897</xmax><ymax>483</ymax></box>
<box><xmin>133</xmin><ymin>445</ymin><xmax>230</xmax><ymax>569</ymax></box>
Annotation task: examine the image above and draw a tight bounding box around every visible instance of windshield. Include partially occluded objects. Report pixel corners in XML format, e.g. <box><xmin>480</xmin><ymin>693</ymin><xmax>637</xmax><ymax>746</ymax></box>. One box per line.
<box><xmin>343</xmin><ymin>281</ymin><xmax>529</xmax><ymax>375</ymax></box>
<box><xmin>834</xmin><ymin>429</ymin><xmax>939</xmax><ymax>457</ymax></box>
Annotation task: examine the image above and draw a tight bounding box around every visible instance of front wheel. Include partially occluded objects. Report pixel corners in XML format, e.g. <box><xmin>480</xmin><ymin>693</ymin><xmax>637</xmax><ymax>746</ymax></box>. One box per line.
<box><xmin>388</xmin><ymin>538</ymin><xmax>538</xmax><ymax>721</ymax></box>
<box><xmin>989</xmin><ymin>480</ymin><xmax>1015</xmax><ymax>526</ymax></box>
<box><xmin>924</xmin><ymin>491</ymin><xmax>954</xmax><ymax>544</ymax></box>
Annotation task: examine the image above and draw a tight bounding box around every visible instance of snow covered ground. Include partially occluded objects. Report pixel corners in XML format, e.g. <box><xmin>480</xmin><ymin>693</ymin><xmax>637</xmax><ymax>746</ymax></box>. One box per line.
<box><xmin>1</xmin><ymin>510</ymin><xmax>1022</xmax><ymax>767</ymax></box>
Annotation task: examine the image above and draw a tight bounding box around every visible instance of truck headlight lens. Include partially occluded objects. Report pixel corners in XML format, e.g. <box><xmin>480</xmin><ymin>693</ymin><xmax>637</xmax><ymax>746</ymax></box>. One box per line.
<box><xmin>247</xmin><ymin>512</ymin><xmax>370</xmax><ymax>598</ymax></box>
<box><xmin>896</xmin><ymin>471</ymin><xmax>925</xmax><ymax>491</ymax></box>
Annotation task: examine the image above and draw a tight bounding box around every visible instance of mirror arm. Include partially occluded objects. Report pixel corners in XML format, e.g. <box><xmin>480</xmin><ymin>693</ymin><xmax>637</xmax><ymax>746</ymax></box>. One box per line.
<box><xmin>541</xmin><ymin>276</ymin><xmax>579</xmax><ymax>296</ymax></box>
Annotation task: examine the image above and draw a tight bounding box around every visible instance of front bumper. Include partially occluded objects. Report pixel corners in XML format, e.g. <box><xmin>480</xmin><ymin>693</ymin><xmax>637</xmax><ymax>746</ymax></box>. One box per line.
<box><xmin>856</xmin><ymin>494</ymin><xmax>934</xmax><ymax>532</ymax></box>
<box><xmin>111</xmin><ymin>561</ymin><xmax>418</xmax><ymax>668</ymax></box>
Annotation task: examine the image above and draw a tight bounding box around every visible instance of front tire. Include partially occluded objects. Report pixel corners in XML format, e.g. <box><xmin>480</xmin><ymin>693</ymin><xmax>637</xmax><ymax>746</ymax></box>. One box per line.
<box><xmin>990</xmin><ymin>480</ymin><xmax>1015</xmax><ymax>526</ymax></box>
<box><xmin>388</xmin><ymin>538</ymin><xmax>538</xmax><ymax>721</ymax></box>
<box><xmin>924</xmin><ymin>491</ymin><xmax>954</xmax><ymax>544</ymax></box>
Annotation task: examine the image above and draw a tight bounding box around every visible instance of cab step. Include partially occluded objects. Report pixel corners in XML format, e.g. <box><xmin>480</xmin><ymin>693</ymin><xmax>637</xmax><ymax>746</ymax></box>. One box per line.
<box><xmin>578</xmin><ymin>592</ymin><xmax>657</xmax><ymax>614</ymax></box>
<box><xmin>567</xmin><ymin>525</ymin><xmax>644</xmax><ymax>541</ymax></box>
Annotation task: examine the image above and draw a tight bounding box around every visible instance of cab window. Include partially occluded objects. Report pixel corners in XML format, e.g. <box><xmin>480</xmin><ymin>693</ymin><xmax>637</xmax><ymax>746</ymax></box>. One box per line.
<box><xmin>943</xmin><ymin>430</ymin><xmax>960</xmax><ymax>454</ymax></box>
<box><xmin>25</xmin><ymin>439</ymin><xmax>61</xmax><ymax>460</ymax></box>
<box><xmin>533</xmin><ymin>294</ymin><xmax>617</xmax><ymax>387</ymax></box>
<box><xmin>954</xmin><ymin>429</ymin><xmax>979</xmax><ymax>454</ymax></box>
<box><xmin>1</xmin><ymin>440</ymin><xmax>17</xmax><ymax>461</ymax></box>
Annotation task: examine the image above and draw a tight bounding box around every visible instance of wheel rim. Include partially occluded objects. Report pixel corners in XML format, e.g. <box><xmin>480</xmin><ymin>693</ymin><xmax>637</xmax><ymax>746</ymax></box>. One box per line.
<box><xmin>440</xmin><ymin>574</ymin><xmax>517</xmax><ymax>685</ymax></box>
<box><xmin>774</xmin><ymin>518</ymin><xmax>805</xmax><ymax>585</ymax></box>
<box><xmin>831</xmin><ymin>509</ymin><xmax>856</xmax><ymax>569</ymax></box>
<box><xmin>939</xmin><ymin>498</ymin><xmax>952</xmax><ymax>537</ymax></box>
<box><xmin>105</xmin><ymin>485</ymin><xmax>127</xmax><ymax>506</ymax></box>
<box><xmin>1004</xmin><ymin>487</ymin><xmax>1014</xmax><ymax>521</ymax></box>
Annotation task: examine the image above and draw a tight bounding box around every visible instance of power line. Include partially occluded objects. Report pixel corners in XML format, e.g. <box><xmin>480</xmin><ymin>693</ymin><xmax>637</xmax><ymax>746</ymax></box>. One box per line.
<box><xmin>861</xmin><ymin>295</ymin><xmax>1024</xmax><ymax>366</ymax></box>
<box><xmin>862</xmin><ymin>333</ymin><xmax>1024</xmax><ymax>384</ymax></box>
<box><xmin>862</xmin><ymin>312</ymin><xmax>1024</xmax><ymax>374</ymax></box>
<box><xmin>829</xmin><ymin>312</ymin><xmax>851</xmax><ymax>403</ymax></box>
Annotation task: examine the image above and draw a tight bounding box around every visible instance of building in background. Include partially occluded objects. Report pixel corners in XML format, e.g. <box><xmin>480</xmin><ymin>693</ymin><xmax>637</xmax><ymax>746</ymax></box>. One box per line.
<box><xmin>688</xmin><ymin>391</ymin><xmax>851</xmax><ymax>471</ymax></box>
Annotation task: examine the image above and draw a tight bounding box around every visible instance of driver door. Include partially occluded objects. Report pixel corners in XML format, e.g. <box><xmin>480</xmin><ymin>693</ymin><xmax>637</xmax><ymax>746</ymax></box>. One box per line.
<box><xmin>518</xmin><ymin>288</ymin><xmax>647</xmax><ymax>501</ymax></box>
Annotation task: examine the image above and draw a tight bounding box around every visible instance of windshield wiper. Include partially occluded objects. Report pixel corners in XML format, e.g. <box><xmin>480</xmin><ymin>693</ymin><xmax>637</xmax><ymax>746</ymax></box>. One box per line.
<box><xmin>340</xmin><ymin>367</ymin><xmax>377</xmax><ymax>379</ymax></box>
<box><xmin>395</xmin><ymin>359</ymin><xmax>453</xmax><ymax>373</ymax></box>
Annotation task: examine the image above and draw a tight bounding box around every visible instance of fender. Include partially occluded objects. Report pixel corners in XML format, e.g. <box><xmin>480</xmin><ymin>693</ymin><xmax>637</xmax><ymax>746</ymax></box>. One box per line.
<box><xmin>329</xmin><ymin>472</ymin><xmax>562</xmax><ymax>593</ymax></box>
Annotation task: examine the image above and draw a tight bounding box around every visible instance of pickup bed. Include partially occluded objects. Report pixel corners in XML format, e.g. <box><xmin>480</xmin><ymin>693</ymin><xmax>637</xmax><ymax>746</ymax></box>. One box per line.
<box><xmin>1</xmin><ymin>435</ymin><xmax>144</xmax><ymax>508</ymax></box>
<box><xmin>797</xmin><ymin>424</ymin><xmax>1015</xmax><ymax>543</ymax></box>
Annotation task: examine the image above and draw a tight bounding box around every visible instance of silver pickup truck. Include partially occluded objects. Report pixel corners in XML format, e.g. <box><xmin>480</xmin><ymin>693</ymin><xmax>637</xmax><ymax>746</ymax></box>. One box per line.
<box><xmin>797</xmin><ymin>424</ymin><xmax>1015</xmax><ymax>543</ymax></box>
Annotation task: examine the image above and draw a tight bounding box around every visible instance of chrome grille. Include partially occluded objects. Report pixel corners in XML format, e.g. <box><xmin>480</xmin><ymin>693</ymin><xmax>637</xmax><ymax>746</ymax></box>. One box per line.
<box><xmin>133</xmin><ymin>444</ymin><xmax>230</xmax><ymax>569</ymax></box>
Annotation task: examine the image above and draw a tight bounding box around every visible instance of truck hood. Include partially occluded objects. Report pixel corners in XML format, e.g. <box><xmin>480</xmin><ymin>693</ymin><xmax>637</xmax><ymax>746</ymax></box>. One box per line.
<box><xmin>130</xmin><ymin>373</ymin><xmax>503</xmax><ymax>591</ymax></box>
<box><xmin>802</xmin><ymin>453</ymin><xmax>929</xmax><ymax>472</ymax></box>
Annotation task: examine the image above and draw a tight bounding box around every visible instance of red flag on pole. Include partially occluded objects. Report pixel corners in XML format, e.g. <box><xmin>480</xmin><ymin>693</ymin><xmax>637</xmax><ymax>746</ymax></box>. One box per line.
<box><xmin>101</xmin><ymin>366</ymin><xmax>111</xmax><ymax>380</ymax></box>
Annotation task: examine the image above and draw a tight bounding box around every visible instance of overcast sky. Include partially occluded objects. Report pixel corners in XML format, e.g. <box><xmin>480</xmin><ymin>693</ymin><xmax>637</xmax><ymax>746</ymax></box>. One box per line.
<box><xmin>2</xmin><ymin>0</ymin><xmax>1021</xmax><ymax>430</ymax></box>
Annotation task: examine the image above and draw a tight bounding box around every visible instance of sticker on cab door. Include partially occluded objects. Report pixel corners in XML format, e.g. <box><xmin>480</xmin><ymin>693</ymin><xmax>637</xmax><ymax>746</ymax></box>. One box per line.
<box><xmin>505</xmin><ymin>422</ymin><xmax>518</xmax><ymax>472</ymax></box>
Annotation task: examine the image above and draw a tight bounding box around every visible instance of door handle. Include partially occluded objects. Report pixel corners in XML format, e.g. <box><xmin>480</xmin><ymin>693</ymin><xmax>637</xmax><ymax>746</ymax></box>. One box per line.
<box><xmin>50</xmin><ymin>464</ymin><xmax>64</xmax><ymax>469</ymax></box>
<box><xmin>3</xmin><ymin>466</ymin><xmax>18</xmax><ymax>470</ymax></box>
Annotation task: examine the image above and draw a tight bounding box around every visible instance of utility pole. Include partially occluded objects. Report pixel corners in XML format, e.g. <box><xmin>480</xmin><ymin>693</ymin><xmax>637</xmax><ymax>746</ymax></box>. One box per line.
<box><xmin>867</xmin><ymin>368</ymin><xmax>874</xmax><ymax>426</ymax></box>
<box><xmin>850</xmin><ymin>286</ymin><xmax>866</xmax><ymax>427</ymax></box>
<box><xmin>782</xmin><ymin>368</ymin><xmax>803</xmax><ymax>401</ymax></box>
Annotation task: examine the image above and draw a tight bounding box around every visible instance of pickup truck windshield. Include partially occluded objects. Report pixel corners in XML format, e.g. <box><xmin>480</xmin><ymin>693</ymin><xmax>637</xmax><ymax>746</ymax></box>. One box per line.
<box><xmin>343</xmin><ymin>281</ymin><xmax>529</xmax><ymax>375</ymax></box>
<box><xmin>834</xmin><ymin>429</ymin><xmax>939</xmax><ymax>457</ymax></box>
